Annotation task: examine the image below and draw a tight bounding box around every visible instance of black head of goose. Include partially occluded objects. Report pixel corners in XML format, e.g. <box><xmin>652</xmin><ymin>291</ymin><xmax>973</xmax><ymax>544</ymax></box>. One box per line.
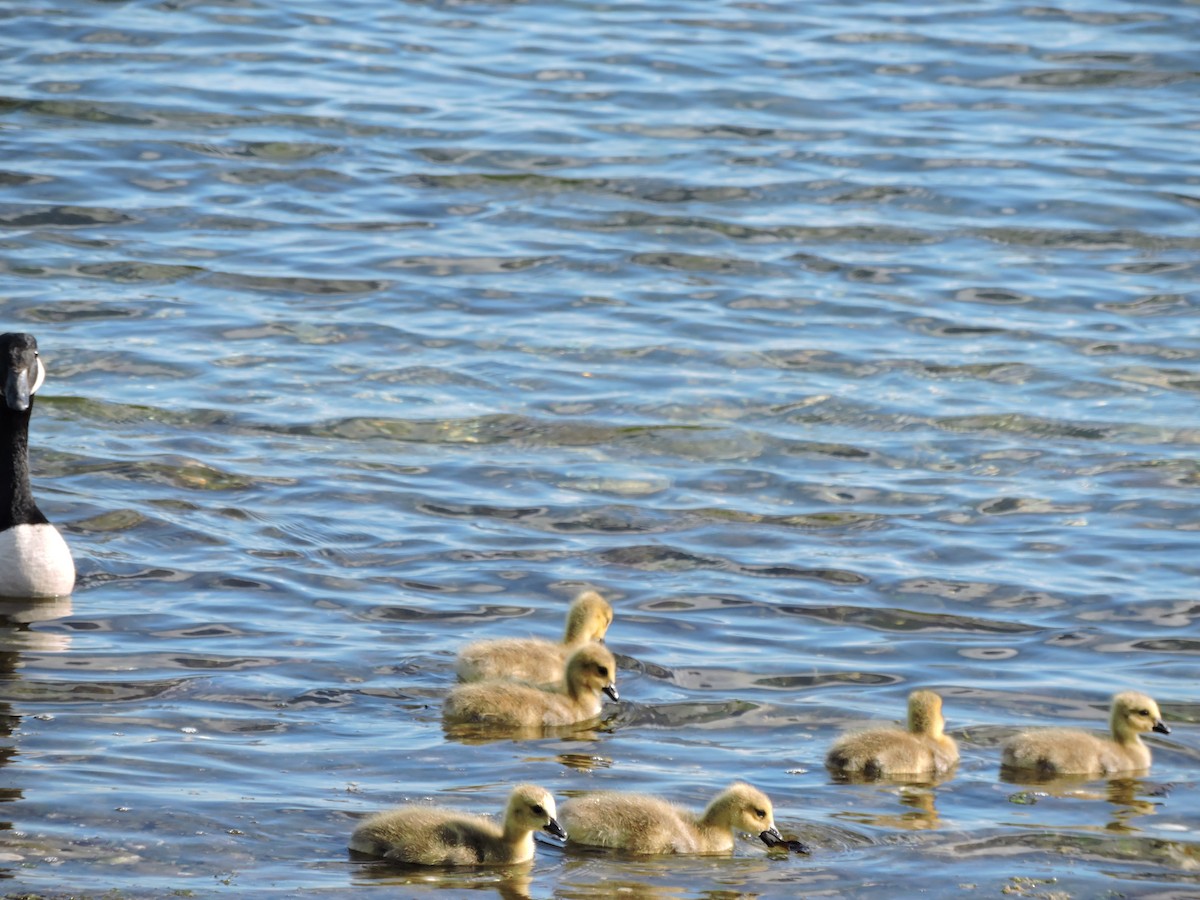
<box><xmin>1</xmin><ymin>333</ymin><xmax>74</xmax><ymax>598</ymax></box>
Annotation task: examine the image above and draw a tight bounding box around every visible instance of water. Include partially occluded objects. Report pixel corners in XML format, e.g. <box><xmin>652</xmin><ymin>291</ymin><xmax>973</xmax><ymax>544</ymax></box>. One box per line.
<box><xmin>1</xmin><ymin>0</ymin><xmax>1198</xmax><ymax>895</ymax></box>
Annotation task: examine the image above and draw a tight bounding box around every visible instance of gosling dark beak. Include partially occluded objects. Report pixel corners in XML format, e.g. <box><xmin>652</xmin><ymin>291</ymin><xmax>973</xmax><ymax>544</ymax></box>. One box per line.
<box><xmin>1153</xmin><ymin>720</ymin><xmax>1171</xmax><ymax>735</ymax></box>
<box><xmin>4</xmin><ymin>365</ymin><xmax>31</xmax><ymax>412</ymax></box>
<box><xmin>543</xmin><ymin>818</ymin><xmax>567</xmax><ymax>840</ymax></box>
<box><xmin>760</xmin><ymin>828</ymin><xmax>810</xmax><ymax>854</ymax></box>
<box><xmin>759</xmin><ymin>826</ymin><xmax>784</xmax><ymax>845</ymax></box>
<box><xmin>603</xmin><ymin>683</ymin><xmax>619</xmax><ymax>702</ymax></box>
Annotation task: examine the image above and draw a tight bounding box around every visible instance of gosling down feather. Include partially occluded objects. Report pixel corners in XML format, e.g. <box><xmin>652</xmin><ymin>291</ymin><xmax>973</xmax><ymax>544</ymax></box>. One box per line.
<box><xmin>826</xmin><ymin>690</ymin><xmax>959</xmax><ymax>778</ymax></box>
<box><xmin>559</xmin><ymin>782</ymin><xmax>788</xmax><ymax>855</ymax></box>
<box><xmin>0</xmin><ymin>333</ymin><xmax>74</xmax><ymax>599</ymax></box>
<box><xmin>455</xmin><ymin>589</ymin><xmax>613</xmax><ymax>683</ymax></box>
<box><xmin>349</xmin><ymin>784</ymin><xmax>565</xmax><ymax>865</ymax></box>
<box><xmin>444</xmin><ymin>642</ymin><xmax>619</xmax><ymax>730</ymax></box>
<box><xmin>1001</xmin><ymin>690</ymin><xmax>1170</xmax><ymax>776</ymax></box>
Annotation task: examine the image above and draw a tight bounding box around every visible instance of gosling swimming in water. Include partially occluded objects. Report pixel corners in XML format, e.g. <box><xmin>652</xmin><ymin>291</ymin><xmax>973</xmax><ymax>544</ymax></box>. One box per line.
<box><xmin>455</xmin><ymin>589</ymin><xmax>613</xmax><ymax>684</ymax></box>
<box><xmin>444</xmin><ymin>642</ymin><xmax>618</xmax><ymax>730</ymax></box>
<box><xmin>559</xmin><ymin>782</ymin><xmax>797</xmax><ymax>854</ymax></box>
<box><xmin>349</xmin><ymin>784</ymin><xmax>565</xmax><ymax>865</ymax></box>
<box><xmin>1001</xmin><ymin>690</ymin><xmax>1170</xmax><ymax>776</ymax></box>
<box><xmin>826</xmin><ymin>690</ymin><xmax>959</xmax><ymax>778</ymax></box>
<box><xmin>0</xmin><ymin>333</ymin><xmax>74</xmax><ymax>599</ymax></box>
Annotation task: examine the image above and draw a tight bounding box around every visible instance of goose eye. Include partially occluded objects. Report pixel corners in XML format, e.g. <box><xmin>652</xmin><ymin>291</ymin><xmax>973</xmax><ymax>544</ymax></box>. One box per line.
<box><xmin>754</xmin><ymin>808</ymin><xmax>766</xmax><ymax>819</ymax></box>
<box><xmin>1138</xmin><ymin>709</ymin><xmax>1149</xmax><ymax>716</ymax></box>
<box><xmin>530</xmin><ymin>804</ymin><xmax>545</xmax><ymax>817</ymax></box>
<box><xmin>596</xmin><ymin>666</ymin><xmax>609</xmax><ymax>678</ymax></box>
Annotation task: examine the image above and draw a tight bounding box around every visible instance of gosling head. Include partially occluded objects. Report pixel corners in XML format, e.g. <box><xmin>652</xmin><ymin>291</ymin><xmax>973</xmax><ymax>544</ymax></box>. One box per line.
<box><xmin>507</xmin><ymin>784</ymin><xmax>566</xmax><ymax>840</ymax></box>
<box><xmin>1111</xmin><ymin>691</ymin><xmax>1170</xmax><ymax>739</ymax></box>
<box><xmin>565</xmin><ymin>643</ymin><xmax>619</xmax><ymax>702</ymax></box>
<box><xmin>563</xmin><ymin>590</ymin><xmax>614</xmax><ymax>645</ymax></box>
<box><xmin>907</xmin><ymin>690</ymin><xmax>946</xmax><ymax>738</ymax></box>
<box><xmin>709</xmin><ymin>783</ymin><xmax>781</xmax><ymax>846</ymax></box>
<box><xmin>2</xmin><ymin>333</ymin><xmax>46</xmax><ymax>413</ymax></box>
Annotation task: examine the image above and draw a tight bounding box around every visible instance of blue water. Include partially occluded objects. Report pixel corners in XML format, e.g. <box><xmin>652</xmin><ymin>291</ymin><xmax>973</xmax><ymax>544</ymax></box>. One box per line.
<box><xmin>1</xmin><ymin>0</ymin><xmax>1198</xmax><ymax>895</ymax></box>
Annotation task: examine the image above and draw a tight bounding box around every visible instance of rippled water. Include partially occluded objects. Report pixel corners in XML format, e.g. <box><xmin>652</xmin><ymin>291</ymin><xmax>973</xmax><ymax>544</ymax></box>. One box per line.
<box><xmin>2</xmin><ymin>0</ymin><xmax>1198</xmax><ymax>896</ymax></box>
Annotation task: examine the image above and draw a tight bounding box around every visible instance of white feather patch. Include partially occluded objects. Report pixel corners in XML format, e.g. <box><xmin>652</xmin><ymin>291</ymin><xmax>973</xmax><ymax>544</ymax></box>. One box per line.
<box><xmin>0</xmin><ymin>524</ymin><xmax>75</xmax><ymax>598</ymax></box>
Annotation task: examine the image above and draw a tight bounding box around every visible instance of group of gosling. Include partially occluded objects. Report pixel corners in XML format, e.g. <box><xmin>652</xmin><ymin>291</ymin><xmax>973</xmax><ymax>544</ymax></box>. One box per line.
<box><xmin>349</xmin><ymin>591</ymin><xmax>1174</xmax><ymax>867</ymax></box>
<box><xmin>0</xmin><ymin>334</ymin><xmax>1173</xmax><ymax>868</ymax></box>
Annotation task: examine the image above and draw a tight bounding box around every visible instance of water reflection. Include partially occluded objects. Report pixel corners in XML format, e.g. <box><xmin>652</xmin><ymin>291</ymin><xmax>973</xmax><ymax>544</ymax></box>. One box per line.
<box><xmin>557</xmin><ymin>853</ymin><xmax>803</xmax><ymax>899</ymax></box>
<box><xmin>0</xmin><ymin>595</ymin><xmax>74</xmax><ymax>875</ymax></box>
<box><xmin>442</xmin><ymin>719</ymin><xmax>613</xmax><ymax>747</ymax></box>
<box><xmin>832</xmin><ymin>783</ymin><xmax>945</xmax><ymax>832</ymax></box>
<box><xmin>1000</xmin><ymin>771</ymin><xmax>1163</xmax><ymax>833</ymax></box>
<box><xmin>350</xmin><ymin>859</ymin><xmax>533</xmax><ymax>899</ymax></box>
<box><xmin>0</xmin><ymin>595</ymin><xmax>74</xmax><ymax>656</ymax></box>
<box><xmin>545</xmin><ymin>752</ymin><xmax>615</xmax><ymax>774</ymax></box>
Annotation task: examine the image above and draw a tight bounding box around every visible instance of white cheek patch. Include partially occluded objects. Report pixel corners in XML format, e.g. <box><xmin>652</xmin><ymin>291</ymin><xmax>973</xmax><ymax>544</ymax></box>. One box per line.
<box><xmin>30</xmin><ymin>357</ymin><xmax>45</xmax><ymax>395</ymax></box>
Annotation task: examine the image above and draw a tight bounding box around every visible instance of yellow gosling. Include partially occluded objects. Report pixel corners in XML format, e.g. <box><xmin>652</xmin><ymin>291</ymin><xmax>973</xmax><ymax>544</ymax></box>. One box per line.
<box><xmin>455</xmin><ymin>590</ymin><xmax>614</xmax><ymax>683</ymax></box>
<box><xmin>560</xmin><ymin>782</ymin><xmax>784</xmax><ymax>855</ymax></box>
<box><xmin>444</xmin><ymin>643</ymin><xmax>618</xmax><ymax>730</ymax></box>
<box><xmin>826</xmin><ymin>690</ymin><xmax>959</xmax><ymax>778</ymax></box>
<box><xmin>348</xmin><ymin>784</ymin><xmax>564</xmax><ymax>865</ymax></box>
<box><xmin>1001</xmin><ymin>690</ymin><xmax>1170</xmax><ymax>776</ymax></box>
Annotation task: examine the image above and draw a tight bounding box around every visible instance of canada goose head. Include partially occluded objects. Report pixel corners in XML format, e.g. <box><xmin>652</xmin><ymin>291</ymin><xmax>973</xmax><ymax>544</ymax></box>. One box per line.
<box><xmin>506</xmin><ymin>784</ymin><xmax>566</xmax><ymax>840</ymax></box>
<box><xmin>705</xmin><ymin>782</ymin><xmax>782</xmax><ymax>846</ymax></box>
<box><xmin>2</xmin><ymin>333</ymin><xmax>46</xmax><ymax>414</ymax></box>
<box><xmin>1111</xmin><ymin>691</ymin><xmax>1170</xmax><ymax>740</ymax></box>
<box><xmin>907</xmin><ymin>690</ymin><xmax>946</xmax><ymax>738</ymax></box>
<box><xmin>562</xmin><ymin>590</ymin><xmax>614</xmax><ymax>645</ymax></box>
<box><xmin>564</xmin><ymin>643</ymin><xmax>619</xmax><ymax>702</ymax></box>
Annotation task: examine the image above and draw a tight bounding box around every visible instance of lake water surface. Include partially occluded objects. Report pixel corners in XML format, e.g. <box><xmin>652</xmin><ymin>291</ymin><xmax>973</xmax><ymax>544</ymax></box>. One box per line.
<box><xmin>1</xmin><ymin>0</ymin><xmax>1199</xmax><ymax>896</ymax></box>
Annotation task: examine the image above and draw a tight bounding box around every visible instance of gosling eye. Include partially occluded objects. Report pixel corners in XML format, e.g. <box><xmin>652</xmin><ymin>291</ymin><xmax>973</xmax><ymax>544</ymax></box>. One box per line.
<box><xmin>754</xmin><ymin>808</ymin><xmax>766</xmax><ymax>819</ymax></box>
<box><xmin>530</xmin><ymin>804</ymin><xmax>546</xmax><ymax>817</ymax></box>
<box><xmin>596</xmin><ymin>666</ymin><xmax>609</xmax><ymax>678</ymax></box>
<box><xmin>1138</xmin><ymin>709</ymin><xmax>1150</xmax><ymax>717</ymax></box>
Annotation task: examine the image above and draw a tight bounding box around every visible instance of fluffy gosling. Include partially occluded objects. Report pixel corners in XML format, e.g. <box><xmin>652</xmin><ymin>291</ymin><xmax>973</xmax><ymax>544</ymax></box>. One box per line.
<box><xmin>444</xmin><ymin>642</ymin><xmax>618</xmax><ymax>730</ymax></box>
<box><xmin>349</xmin><ymin>784</ymin><xmax>565</xmax><ymax>865</ymax></box>
<box><xmin>1001</xmin><ymin>690</ymin><xmax>1170</xmax><ymax>776</ymax></box>
<box><xmin>455</xmin><ymin>590</ymin><xmax>613</xmax><ymax>684</ymax></box>
<box><xmin>826</xmin><ymin>690</ymin><xmax>959</xmax><ymax>778</ymax></box>
<box><xmin>559</xmin><ymin>782</ymin><xmax>791</xmax><ymax>855</ymax></box>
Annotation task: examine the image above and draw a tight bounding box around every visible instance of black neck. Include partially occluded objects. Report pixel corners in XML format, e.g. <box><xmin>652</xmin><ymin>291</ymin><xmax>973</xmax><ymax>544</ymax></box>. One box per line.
<box><xmin>1</xmin><ymin>399</ymin><xmax>48</xmax><ymax>531</ymax></box>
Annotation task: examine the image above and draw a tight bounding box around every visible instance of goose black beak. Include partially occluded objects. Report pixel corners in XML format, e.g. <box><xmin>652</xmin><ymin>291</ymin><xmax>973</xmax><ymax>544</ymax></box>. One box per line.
<box><xmin>543</xmin><ymin>818</ymin><xmax>567</xmax><ymax>840</ymax></box>
<box><xmin>603</xmin><ymin>683</ymin><xmax>619</xmax><ymax>702</ymax></box>
<box><xmin>1153</xmin><ymin>720</ymin><xmax>1171</xmax><ymax>735</ymax></box>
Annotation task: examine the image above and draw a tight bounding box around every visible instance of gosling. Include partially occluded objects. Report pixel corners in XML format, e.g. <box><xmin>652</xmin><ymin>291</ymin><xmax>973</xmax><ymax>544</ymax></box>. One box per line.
<box><xmin>444</xmin><ymin>642</ymin><xmax>619</xmax><ymax>730</ymax></box>
<box><xmin>349</xmin><ymin>784</ymin><xmax>565</xmax><ymax>865</ymax></box>
<box><xmin>559</xmin><ymin>782</ymin><xmax>787</xmax><ymax>855</ymax></box>
<box><xmin>1001</xmin><ymin>690</ymin><xmax>1170</xmax><ymax>776</ymax></box>
<box><xmin>826</xmin><ymin>690</ymin><xmax>959</xmax><ymax>778</ymax></box>
<box><xmin>455</xmin><ymin>589</ymin><xmax>613</xmax><ymax>683</ymax></box>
